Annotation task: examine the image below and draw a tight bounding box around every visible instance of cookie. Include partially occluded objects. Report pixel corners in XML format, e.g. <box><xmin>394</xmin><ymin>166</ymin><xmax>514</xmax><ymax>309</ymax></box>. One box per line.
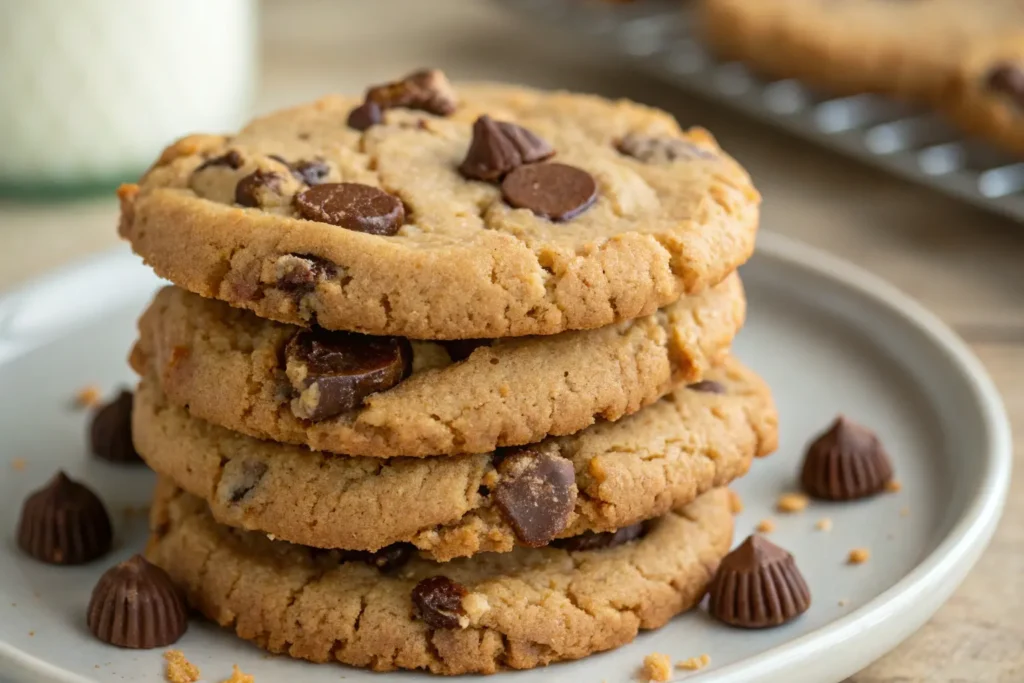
<box><xmin>130</xmin><ymin>275</ymin><xmax>744</xmax><ymax>458</ymax></box>
<box><xmin>118</xmin><ymin>71</ymin><xmax>760</xmax><ymax>340</ymax></box>
<box><xmin>133</xmin><ymin>358</ymin><xmax>776</xmax><ymax>561</ymax></box>
<box><xmin>947</xmin><ymin>41</ymin><xmax>1024</xmax><ymax>158</ymax></box>
<box><xmin>146</xmin><ymin>482</ymin><xmax>734</xmax><ymax>675</ymax></box>
<box><xmin>701</xmin><ymin>0</ymin><xmax>1024</xmax><ymax>104</ymax></box>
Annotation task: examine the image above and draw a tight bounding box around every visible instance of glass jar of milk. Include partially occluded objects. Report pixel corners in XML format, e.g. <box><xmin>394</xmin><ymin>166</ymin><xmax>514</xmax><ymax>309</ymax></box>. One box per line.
<box><xmin>0</xmin><ymin>0</ymin><xmax>257</xmax><ymax>197</ymax></box>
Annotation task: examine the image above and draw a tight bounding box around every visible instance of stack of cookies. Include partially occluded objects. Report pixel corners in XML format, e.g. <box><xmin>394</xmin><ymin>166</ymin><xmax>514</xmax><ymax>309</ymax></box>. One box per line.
<box><xmin>118</xmin><ymin>69</ymin><xmax>777</xmax><ymax>675</ymax></box>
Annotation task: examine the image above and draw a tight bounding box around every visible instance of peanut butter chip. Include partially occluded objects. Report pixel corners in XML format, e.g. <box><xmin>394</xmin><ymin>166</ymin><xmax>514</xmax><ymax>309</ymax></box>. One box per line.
<box><xmin>294</xmin><ymin>182</ymin><xmax>405</xmax><ymax>235</ymax></box>
<box><xmin>501</xmin><ymin>162</ymin><xmax>597</xmax><ymax>221</ymax></box>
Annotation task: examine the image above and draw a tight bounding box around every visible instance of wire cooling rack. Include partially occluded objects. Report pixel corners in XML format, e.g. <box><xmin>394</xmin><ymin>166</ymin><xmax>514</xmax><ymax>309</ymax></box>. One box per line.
<box><xmin>498</xmin><ymin>0</ymin><xmax>1024</xmax><ymax>223</ymax></box>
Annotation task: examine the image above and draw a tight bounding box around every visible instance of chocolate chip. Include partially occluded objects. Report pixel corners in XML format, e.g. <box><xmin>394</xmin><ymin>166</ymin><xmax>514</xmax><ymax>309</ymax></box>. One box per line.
<box><xmin>274</xmin><ymin>254</ymin><xmax>336</xmax><ymax>292</ymax></box>
<box><xmin>686</xmin><ymin>380</ymin><xmax>726</xmax><ymax>394</ymax></box>
<box><xmin>707</xmin><ymin>535</ymin><xmax>811</xmax><ymax>629</ymax></box>
<box><xmin>285</xmin><ymin>329</ymin><xmax>412</xmax><ymax>421</ymax></box>
<box><xmin>227</xmin><ymin>461</ymin><xmax>268</xmax><ymax>503</ymax></box>
<box><xmin>87</xmin><ymin>554</ymin><xmax>188</xmax><ymax>648</ymax></box>
<box><xmin>293</xmin><ymin>183</ymin><xmax>405</xmax><ymax>235</ymax></box>
<box><xmin>90</xmin><ymin>390</ymin><xmax>141</xmax><ymax>464</ymax></box>
<box><xmin>501</xmin><ymin>163</ymin><xmax>597</xmax><ymax>222</ymax></box>
<box><xmin>347</xmin><ymin>101</ymin><xmax>383</xmax><ymax>131</ymax></box>
<box><xmin>411</xmin><ymin>576</ymin><xmax>468</xmax><ymax>629</ymax></box>
<box><xmin>367</xmin><ymin>69</ymin><xmax>457</xmax><ymax>116</ymax></box>
<box><xmin>195</xmin><ymin>149</ymin><xmax>243</xmax><ymax>172</ymax></box>
<box><xmin>493</xmin><ymin>449</ymin><xmax>577</xmax><ymax>547</ymax></box>
<box><xmin>368</xmin><ymin>543</ymin><xmax>414</xmax><ymax>573</ymax></box>
<box><xmin>801</xmin><ymin>416</ymin><xmax>894</xmax><ymax>501</ymax></box>
<box><xmin>441</xmin><ymin>339</ymin><xmax>493</xmax><ymax>362</ymax></box>
<box><xmin>616</xmin><ymin>133</ymin><xmax>715</xmax><ymax>163</ymax></box>
<box><xmin>459</xmin><ymin>115</ymin><xmax>554</xmax><ymax>181</ymax></box>
<box><xmin>986</xmin><ymin>62</ymin><xmax>1024</xmax><ymax>104</ymax></box>
<box><xmin>291</xmin><ymin>159</ymin><xmax>331</xmax><ymax>186</ymax></box>
<box><xmin>17</xmin><ymin>471</ymin><xmax>112</xmax><ymax>565</ymax></box>
<box><xmin>235</xmin><ymin>170</ymin><xmax>283</xmax><ymax>207</ymax></box>
<box><xmin>552</xmin><ymin>522</ymin><xmax>645</xmax><ymax>552</ymax></box>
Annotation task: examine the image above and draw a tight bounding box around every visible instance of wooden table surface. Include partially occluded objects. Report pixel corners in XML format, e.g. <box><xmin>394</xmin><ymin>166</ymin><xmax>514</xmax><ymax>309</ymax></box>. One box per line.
<box><xmin>0</xmin><ymin>2</ymin><xmax>1020</xmax><ymax>681</ymax></box>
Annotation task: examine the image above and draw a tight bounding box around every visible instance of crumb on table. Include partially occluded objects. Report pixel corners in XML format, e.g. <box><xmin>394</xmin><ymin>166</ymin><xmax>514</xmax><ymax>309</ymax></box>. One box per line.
<box><xmin>838</xmin><ymin>599</ymin><xmax>849</xmax><ymax>607</ymax></box>
<box><xmin>28</xmin><ymin>630</ymin><xmax>34</xmax><ymax>637</ymax></box>
<box><xmin>10</xmin><ymin>458</ymin><xmax>25</xmax><ymax>472</ymax></box>
<box><xmin>728</xmin><ymin>490</ymin><xmax>743</xmax><ymax>514</ymax></box>
<box><xmin>74</xmin><ymin>385</ymin><xmax>103</xmax><ymax>409</ymax></box>
<box><xmin>776</xmin><ymin>492</ymin><xmax>809</xmax><ymax>514</ymax></box>
<box><xmin>677</xmin><ymin>653</ymin><xmax>711</xmax><ymax>671</ymax></box>
<box><xmin>815</xmin><ymin>517</ymin><xmax>833</xmax><ymax>532</ymax></box>
<box><xmin>163</xmin><ymin>650</ymin><xmax>200</xmax><ymax>683</ymax></box>
<box><xmin>220</xmin><ymin>664</ymin><xmax>255</xmax><ymax>683</ymax></box>
<box><xmin>885</xmin><ymin>479</ymin><xmax>902</xmax><ymax>493</ymax></box>
<box><xmin>847</xmin><ymin>548</ymin><xmax>870</xmax><ymax>565</ymax></box>
<box><xmin>756</xmin><ymin>518</ymin><xmax>776</xmax><ymax>534</ymax></box>
<box><xmin>642</xmin><ymin>652</ymin><xmax>673</xmax><ymax>682</ymax></box>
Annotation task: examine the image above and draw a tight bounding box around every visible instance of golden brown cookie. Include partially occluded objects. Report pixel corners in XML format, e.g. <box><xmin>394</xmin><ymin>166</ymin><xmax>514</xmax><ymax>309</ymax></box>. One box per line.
<box><xmin>146</xmin><ymin>483</ymin><xmax>734</xmax><ymax>675</ymax></box>
<box><xmin>133</xmin><ymin>358</ymin><xmax>776</xmax><ymax>561</ymax></box>
<box><xmin>118</xmin><ymin>72</ymin><xmax>760</xmax><ymax>339</ymax></box>
<box><xmin>131</xmin><ymin>276</ymin><xmax>744</xmax><ymax>458</ymax></box>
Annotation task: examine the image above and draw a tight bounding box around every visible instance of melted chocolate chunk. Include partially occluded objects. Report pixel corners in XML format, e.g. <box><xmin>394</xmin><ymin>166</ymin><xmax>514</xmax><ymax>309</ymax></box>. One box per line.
<box><xmin>347</xmin><ymin>101</ymin><xmax>383</xmax><ymax>131</ymax></box>
<box><xmin>293</xmin><ymin>183</ymin><xmax>405</xmax><ymax>235</ymax></box>
<box><xmin>235</xmin><ymin>170</ymin><xmax>283</xmax><ymax>207</ymax></box>
<box><xmin>493</xmin><ymin>448</ymin><xmax>577</xmax><ymax>547</ymax></box>
<box><xmin>501</xmin><ymin>162</ymin><xmax>597</xmax><ymax>221</ymax></box>
<box><xmin>274</xmin><ymin>254</ymin><xmax>336</xmax><ymax>292</ymax></box>
<box><xmin>459</xmin><ymin>115</ymin><xmax>554</xmax><ymax>181</ymax></box>
<box><xmin>616</xmin><ymin>133</ymin><xmax>715</xmax><ymax>163</ymax></box>
<box><xmin>195</xmin><ymin>149</ymin><xmax>243</xmax><ymax>172</ymax></box>
<box><xmin>441</xmin><ymin>338</ymin><xmax>493</xmax><ymax>362</ymax></box>
<box><xmin>552</xmin><ymin>522</ymin><xmax>645</xmax><ymax>552</ymax></box>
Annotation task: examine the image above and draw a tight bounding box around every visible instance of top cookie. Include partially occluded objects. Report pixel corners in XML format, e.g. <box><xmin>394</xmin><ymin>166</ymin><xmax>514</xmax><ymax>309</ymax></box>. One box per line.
<box><xmin>118</xmin><ymin>69</ymin><xmax>760</xmax><ymax>339</ymax></box>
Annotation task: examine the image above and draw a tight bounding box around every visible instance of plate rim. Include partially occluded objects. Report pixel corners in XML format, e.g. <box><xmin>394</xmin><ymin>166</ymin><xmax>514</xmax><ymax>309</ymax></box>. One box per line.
<box><xmin>0</xmin><ymin>232</ymin><xmax>1012</xmax><ymax>683</ymax></box>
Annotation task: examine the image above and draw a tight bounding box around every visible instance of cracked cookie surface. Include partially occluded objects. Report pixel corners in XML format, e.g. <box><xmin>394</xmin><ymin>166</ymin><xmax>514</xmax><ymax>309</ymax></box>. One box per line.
<box><xmin>133</xmin><ymin>358</ymin><xmax>775</xmax><ymax>560</ymax></box>
<box><xmin>118</xmin><ymin>80</ymin><xmax>759</xmax><ymax>339</ymax></box>
<box><xmin>131</xmin><ymin>275</ymin><xmax>744</xmax><ymax>458</ymax></box>
<box><xmin>146</xmin><ymin>483</ymin><xmax>734</xmax><ymax>675</ymax></box>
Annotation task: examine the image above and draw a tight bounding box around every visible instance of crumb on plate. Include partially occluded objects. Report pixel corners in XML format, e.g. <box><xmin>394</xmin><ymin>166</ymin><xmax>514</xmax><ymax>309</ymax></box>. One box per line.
<box><xmin>728</xmin><ymin>490</ymin><xmax>743</xmax><ymax>514</ymax></box>
<box><xmin>220</xmin><ymin>664</ymin><xmax>255</xmax><ymax>683</ymax></box>
<box><xmin>815</xmin><ymin>517</ymin><xmax>833</xmax><ymax>532</ymax></box>
<box><xmin>838</xmin><ymin>599</ymin><xmax>849</xmax><ymax>607</ymax></box>
<box><xmin>776</xmin><ymin>492</ymin><xmax>809</xmax><ymax>514</ymax></box>
<box><xmin>10</xmin><ymin>458</ymin><xmax>25</xmax><ymax>472</ymax></box>
<box><xmin>163</xmin><ymin>650</ymin><xmax>200</xmax><ymax>683</ymax></box>
<box><xmin>677</xmin><ymin>653</ymin><xmax>711</xmax><ymax>671</ymax></box>
<box><xmin>756</xmin><ymin>518</ymin><xmax>776</xmax><ymax>534</ymax></box>
<box><xmin>885</xmin><ymin>479</ymin><xmax>902</xmax><ymax>493</ymax></box>
<box><xmin>75</xmin><ymin>385</ymin><xmax>103</xmax><ymax>409</ymax></box>
<box><xmin>642</xmin><ymin>652</ymin><xmax>673</xmax><ymax>682</ymax></box>
<box><xmin>847</xmin><ymin>548</ymin><xmax>870</xmax><ymax>565</ymax></box>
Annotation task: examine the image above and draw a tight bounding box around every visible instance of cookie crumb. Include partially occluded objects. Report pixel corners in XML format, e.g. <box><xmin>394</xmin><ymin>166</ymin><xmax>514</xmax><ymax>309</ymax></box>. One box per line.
<box><xmin>847</xmin><ymin>548</ymin><xmax>870</xmax><ymax>565</ymax></box>
<box><xmin>815</xmin><ymin>517</ymin><xmax>833</xmax><ymax>532</ymax></box>
<box><xmin>884</xmin><ymin>479</ymin><xmax>902</xmax><ymax>493</ymax></box>
<box><xmin>74</xmin><ymin>385</ymin><xmax>103</xmax><ymax>409</ymax></box>
<box><xmin>728</xmin><ymin>490</ymin><xmax>743</xmax><ymax>514</ymax></box>
<box><xmin>28</xmin><ymin>631</ymin><xmax>34</xmax><ymax>637</ymax></box>
<box><xmin>838</xmin><ymin>599</ymin><xmax>849</xmax><ymax>607</ymax></box>
<box><xmin>220</xmin><ymin>664</ymin><xmax>254</xmax><ymax>683</ymax></box>
<box><xmin>776</xmin><ymin>492</ymin><xmax>809</xmax><ymax>514</ymax></box>
<box><xmin>676</xmin><ymin>653</ymin><xmax>711</xmax><ymax>671</ymax></box>
<box><xmin>900</xmin><ymin>506</ymin><xmax>910</xmax><ymax>517</ymax></box>
<box><xmin>755</xmin><ymin>518</ymin><xmax>776</xmax><ymax>534</ymax></box>
<box><xmin>10</xmin><ymin>458</ymin><xmax>25</xmax><ymax>472</ymax></box>
<box><xmin>641</xmin><ymin>652</ymin><xmax>673</xmax><ymax>682</ymax></box>
<box><xmin>163</xmin><ymin>650</ymin><xmax>200</xmax><ymax>683</ymax></box>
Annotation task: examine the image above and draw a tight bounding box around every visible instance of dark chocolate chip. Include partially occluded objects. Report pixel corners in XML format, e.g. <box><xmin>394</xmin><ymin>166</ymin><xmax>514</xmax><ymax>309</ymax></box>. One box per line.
<box><xmin>366</xmin><ymin>69</ymin><xmax>457</xmax><ymax>116</ymax></box>
<box><xmin>459</xmin><ymin>115</ymin><xmax>554</xmax><ymax>181</ymax></box>
<box><xmin>235</xmin><ymin>170</ymin><xmax>283</xmax><ymax>207</ymax></box>
<box><xmin>411</xmin><ymin>575</ymin><xmax>468</xmax><ymax>629</ymax></box>
<box><xmin>87</xmin><ymin>554</ymin><xmax>188</xmax><ymax>648</ymax></box>
<box><xmin>285</xmin><ymin>329</ymin><xmax>412</xmax><ymax>421</ymax></box>
<box><xmin>501</xmin><ymin>162</ymin><xmax>597</xmax><ymax>221</ymax></box>
<box><xmin>441</xmin><ymin>338</ymin><xmax>493</xmax><ymax>362</ymax></box>
<box><xmin>707</xmin><ymin>535</ymin><xmax>811</xmax><ymax>629</ymax></box>
<box><xmin>227</xmin><ymin>461</ymin><xmax>268</xmax><ymax>503</ymax></box>
<box><xmin>195</xmin><ymin>149</ymin><xmax>243</xmax><ymax>172</ymax></box>
<box><xmin>293</xmin><ymin>182</ymin><xmax>405</xmax><ymax>235</ymax></box>
<box><xmin>17</xmin><ymin>471</ymin><xmax>112</xmax><ymax>565</ymax></box>
<box><xmin>986</xmin><ymin>62</ymin><xmax>1024</xmax><ymax>104</ymax></box>
<box><xmin>368</xmin><ymin>543</ymin><xmax>414</xmax><ymax>573</ymax></box>
<box><xmin>347</xmin><ymin>101</ymin><xmax>383</xmax><ymax>131</ymax></box>
<box><xmin>274</xmin><ymin>254</ymin><xmax>336</xmax><ymax>293</ymax></box>
<box><xmin>801</xmin><ymin>416</ymin><xmax>894</xmax><ymax>501</ymax></box>
<box><xmin>291</xmin><ymin>159</ymin><xmax>332</xmax><ymax>186</ymax></box>
<box><xmin>616</xmin><ymin>133</ymin><xmax>715</xmax><ymax>163</ymax></box>
<box><xmin>552</xmin><ymin>522</ymin><xmax>645</xmax><ymax>552</ymax></box>
<box><xmin>493</xmin><ymin>449</ymin><xmax>577</xmax><ymax>547</ymax></box>
<box><xmin>686</xmin><ymin>380</ymin><xmax>726</xmax><ymax>394</ymax></box>
<box><xmin>90</xmin><ymin>390</ymin><xmax>141</xmax><ymax>464</ymax></box>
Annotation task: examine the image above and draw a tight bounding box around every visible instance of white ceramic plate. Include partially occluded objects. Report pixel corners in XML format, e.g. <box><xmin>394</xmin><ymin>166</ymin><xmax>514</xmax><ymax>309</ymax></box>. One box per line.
<box><xmin>0</xmin><ymin>232</ymin><xmax>1010</xmax><ymax>683</ymax></box>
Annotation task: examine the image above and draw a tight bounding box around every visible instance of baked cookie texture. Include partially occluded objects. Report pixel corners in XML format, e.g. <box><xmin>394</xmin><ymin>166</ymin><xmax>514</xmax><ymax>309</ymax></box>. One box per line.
<box><xmin>118</xmin><ymin>82</ymin><xmax>759</xmax><ymax>340</ymax></box>
<box><xmin>146</xmin><ymin>483</ymin><xmax>734</xmax><ymax>675</ymax></box>
<box><xmin>701</xmin><ymin>0</ymin><xmax>1024</xmax><ymax>105</ymax></box>
<box><xmin>131</xmin><ymin>275</ymin><xmax>744</xmax><ymax>458</ymax></box>
<box><xmin>133</xmin><ymin>358</ymin><xmax>776</xmax><ymax>561</ymax></box>
<box><xmin>947</xmin><ymin>41</ymin><xmax>1024</xmax><ymax>158</ymax></box>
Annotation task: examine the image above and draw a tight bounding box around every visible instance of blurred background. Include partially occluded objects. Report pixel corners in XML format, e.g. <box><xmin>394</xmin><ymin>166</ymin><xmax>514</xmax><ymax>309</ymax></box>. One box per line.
<box><xmin>0</xmin><ymin>1</ymin><xmax>1021</xmax><ymax>679</ymax></box>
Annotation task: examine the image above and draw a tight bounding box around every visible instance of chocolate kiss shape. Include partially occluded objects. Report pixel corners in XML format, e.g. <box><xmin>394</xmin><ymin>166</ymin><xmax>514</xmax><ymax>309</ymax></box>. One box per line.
<box><xmin>87</xmin><ymin>554</ymin><xmax>188</xmax><ymax>648</ymax></box>
<box><xmin>707</xmin><ymin>535</ymin><xmax>811</xmax><ymax>629</ymax></box>
<box><xmin>17</xmin><ymin>471</ymin><xmax>112</xmax><ymax>565</ymax></box>
<box><xmin>801</xmin><ymin>415</ymin><xmax>894</xmax><ymax>500</ymax></box>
